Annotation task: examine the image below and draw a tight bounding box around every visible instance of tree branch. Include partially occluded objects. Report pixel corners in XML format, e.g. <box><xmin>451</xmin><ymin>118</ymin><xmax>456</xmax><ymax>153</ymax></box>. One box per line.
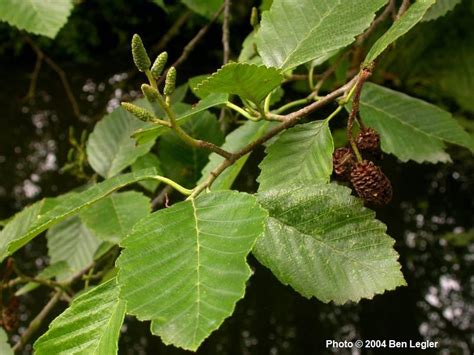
<box><xmin>23</xmin><ymin>36</ymin><xmax>83</xmax><ymax>121</ymax></box>
<box><xmin>222</xmin><ymin>0</ymin><xmax>231</xmax><ymax>64</ymax></box>
<box><xmin>158</xmin><ymin>4</ymin><xmax>225</xmax><ymax>86</ymax></box>
<box><xmin>12</xmin><ymin>291</ymin><xmax>63</xmax><ymax>352</ymax></box>
<box><xmin>190</xmin><ymin>75</ymin><xmax>359</xmax><ymax>198</ymax></box>
<box><xmin>152</xmin><ymin>10</ymin><xmax>193</xmax><ymax>53</ymax></box>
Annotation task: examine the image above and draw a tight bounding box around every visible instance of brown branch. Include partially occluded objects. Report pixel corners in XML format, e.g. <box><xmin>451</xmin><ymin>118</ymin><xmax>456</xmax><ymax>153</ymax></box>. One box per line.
<box><xmin>191</xmin><ymin>75</ymin><xmax>359</xmax><ymax>197</ymax></box>
<box><xmin>158</xmin><ymin>4</ymin><xmax>225</xmax><ymax>86</ymax></box>
<box><xmin>151</xmin><ymin>185</ymin><xmax>174</xmax><ymax>209</ymax></box>
<box><xmin>397</xmin><ymin>0</ymin><xmax>411</xmax><ymax>19</ymax></box>
<box><xmin>347</xmin><ymin>67</ymin><xmax>372</xmax><ymax>143</ymax></box>
<box><xmin>12</xmin><ymin>291</ymin><xmax>63</xmax><ymax>352</ymax></box>
<box><xmin>152</xmin><ymin>10</ymin><xmax>193</xmax><ymax>53</ymax></box>
<box><xmin>222</xmin><ymin>0</ymin><xmax>231</xmax><ymax>64</ymax></box>
<box><xmin>22</xmin><ymin>54</ymin><xmax>43</xmax><ymax>101</ymax></box>
<box><xmin>23</xmin><ymin>36</ymin><xmax>83</xmax><ymax>121</ymax></box>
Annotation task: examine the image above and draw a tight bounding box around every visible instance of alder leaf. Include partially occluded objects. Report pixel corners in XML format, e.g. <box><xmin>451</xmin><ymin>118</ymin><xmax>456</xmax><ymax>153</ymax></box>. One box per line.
<box><xmin>80</xmin><ymin>191</ymin><xmax>151</xmax><ymax>243</ymax></box>
<box><xmin>258</xmin><ymin>121</ymin><xmax>333</xmax><ymax>191</ymax></box>
<box><xmin>365</xmin><ymin>0</ymin><xmax>436</xmax><ymax>64</ymax></box>
<box><xmin>117</xmin><ymin>191</ymin><xmax>267</xmax><ymax>351</ymax></box>
<box><xmin>0</xmin><ymin>169</ymin><xmax>158</xmax><ymax>261</ymax></box>
<box><xmin>254</xmin><ymin>184</ymin><xmax>406</xmax><ymax>304</ymax></box>
<box><xmin>0</xmin><ymin>0</ymin><xmax>73</xmax><ymax>38</ymax></box>
<box><xmin>34</xmin><ymin>279</ymin><xmax>125</xmax><ymax>354</ymax></box>
<box><xmin>131</xmin><ymin>93</ymin><xmax>228</xmax><ymax>145</ymax></box>
<box><xmin>47</xmin><ymin>216</ymin><xmax>102</xmax><ymax>281</ymax></box>
<box><xmin>256</xmin><ymin>0</ymin><xmax>388</xmax><ymax>70</ymax></box>
<box><xmin>87</xmin><ymin>99</ymin><xmax>155</xmax><ymax>178</ymax></box>
<box><xmin>422</xmin><ymin>0</ymin><xmax>462</xmax><ymax>21</ymax></box>
<box><xmin>195</xmin><ymin>63</ymin><xmax>284</xmax><ymax>104</ymax></box>
<box><xmin>199</xmin><ymin>120</ymin><xmax>277</xmax><ymax>190</ymax></box>
<box><xmin>358</xmin><ymin>83</ymin><xmax>474</xmax><ymax>163</ymax></box>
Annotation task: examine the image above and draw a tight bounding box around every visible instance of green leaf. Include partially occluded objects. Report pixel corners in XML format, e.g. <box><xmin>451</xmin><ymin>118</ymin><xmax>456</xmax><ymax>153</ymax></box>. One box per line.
<box><xmin>80</xmin><ymin>191</ymin><xmax>151</xmax><ymax>243</ymax></box>
<box><xmin>47</xmin><ymin>216</ymin><xmax>102</xmax><ymax>281</ymax></box>
<box><xmin>256</xmin><ymin>0</ymin><xmax>387</xmax><ymax>70</ymax></box>
<box><xmin>199</xmin><ymin>120</ymin><xmax>277</xmax><ymax>190</ymax></box>
<box><xmin>0</xmin><ymin>328</ymin><xmax>13</xmax><ymax>355</ymax></box>
<box><xmin>0</xmin><ymin>169</ymin><xmax>158</xmax><ymax>261</ymax></box>
<box><xmin>153</xmin><ymin>0</ymin><xmax>167</xmax><ymax>11</ymax></box>
<box><xmin>254</xmin><ymin>184</ymin><xmax>406</xmax><ymax>304</ymax></box>
<box><xmin>422</xmin><ymin>0</ymin><xmax>462</xmax><ymax>21</ymax></box>
<box><xmin>0</xmin><ymin>0</ymin><xmax>73</xmax><ymax>38</ymax></box>
<box><xmin>117</xmin><ymin>191</ymin><xmax>267</xmax><ymax>351</ymax></box>
<box><xmin>87</xmin><ymin>99</ymin><xmax>155</xmax><ymax>178</ymax></box>
<box><xmin>258</xmin><ymin>121</ymin><xmax>333</xmax><ymax>191</ymax></box>
<box><xmin>131</xmin><ymin>94</ymin><xmax>228</xmax><ymax>145</ymax></box>
<box><xmin>160</xmin><ymin>111</ymin><xmax>224</xmax><ymax>187</ymax></box>
<box><xmin>195</xmin><ymin>63</ymin><xmax>284</xmax><ymax>104</ymax></box>
<box><xmin>131</xmin><ymin>153</ymin><xmax>163</xmax><ymax>192</ymax></box>
<box><xmin>188</xmin><ymin>75</ymin><xmax>211</xmax><ymax>99</ymax></box>
<box><xmin>365</xmin><ymin>0</ymin><xmax>436</xmax><ymax>64</ymax></box>
<box><xmin>181</xmin><ymin>0</ymin><xmax>223</xmax><ymax>18</ymax></box>
<box><xmin>34</xmin><ymin>279</ymin><xmax>125</xmax><ymax>355</ymax></box>
<box><xmin>238</xmin><ymin>32</ymin><xmax>262</xmax><ymax>65</ymax></box>
<box><xmin>358</xmin><ymin>83</ymin><xmax>474</xmax><ymax>163</ymax></box>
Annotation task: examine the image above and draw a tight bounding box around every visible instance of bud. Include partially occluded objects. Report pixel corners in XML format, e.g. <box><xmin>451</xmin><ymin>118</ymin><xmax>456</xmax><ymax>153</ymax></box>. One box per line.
<box><xmin>164</xmin><ymin>67</ymin><xmax>176</xmax><ymax>96</ymax></box>
<box><xmin>141</xmin><ymin>84</ymin><xmax>161</xmax><ymax>102</ymax></box>
<box><xmin>131</xmin><ymin>34</ymin><xmax>151</xmax><ymax>72</ymax></box>
<box><xmin>67</xmin><ymin>148</ymin><xmax>75</xmax><ymax>161</ymax></box>
<box><xmin>151</xmin><ymin>52</ymin><xmax>168</xmax><ymax>78</ymax></box>
<box><xmin>250</xmin><ymin>7</ymin><xmax>259</xmax><ymax>28</ymax></box>
<box><xmin>121</xmin><ymin>102</ymin><xmax>155</xmax><ymax>122</ymax></box>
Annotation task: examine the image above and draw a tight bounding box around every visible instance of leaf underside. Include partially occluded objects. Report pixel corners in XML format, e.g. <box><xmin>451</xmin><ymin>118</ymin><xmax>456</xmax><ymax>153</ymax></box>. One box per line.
<box><xmin>0</xmin><ymin>0</ymin><xmax>73</xmax><ymax>38</ymax></box>
<box><xmin>254</xmin><ymin>184</ymin><xmax>406</xmax><ymax>304</ymax></box>
<box><xmin>365</xmin><ymin>0</ymin><xmax>436</xmax><ymax>64</ymax></box>
<box><xmin>117</xmin><ymin>191</ymin><xmax>267</xmax><ymax>351</ymax></box>
<box><xmin>0</xmin><ymin>169</ymin><xmax>158</xmax><ymax>261</ymax></box>
<box><xmin>258</xmin><ymin>121</ymin><xmax>334</xmax><ymax>191</ymax></box>
<box><xmin>358</xmin><ymin>83</ymin><xmax>474</xmax><ymax>163</ymax></box>
<box><xmin>34</xmin><ymin>279</ymin><xmax>125</xmax><ymax>354</ymax></box>
<box><xmin>256</xmin><ymin>0</ymin><xmax>388</xmax><ymax>70</ymax></box>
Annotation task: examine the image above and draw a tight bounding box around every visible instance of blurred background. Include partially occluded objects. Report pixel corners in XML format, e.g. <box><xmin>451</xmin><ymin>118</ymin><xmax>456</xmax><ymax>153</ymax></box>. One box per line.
<box><xmin>0</xmin><ymin>0</ymin><xmax>472</xmax><ymax>353</ymax></box>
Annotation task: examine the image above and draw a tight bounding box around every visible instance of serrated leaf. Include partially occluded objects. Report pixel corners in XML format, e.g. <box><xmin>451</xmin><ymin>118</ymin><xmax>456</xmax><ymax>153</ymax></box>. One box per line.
<box><xmin>199</xmin><ymin>120</ymin><xmax>277</xmax><ymax>190</ymax></box>
<box><xmin>0</xmin><ymin>0</ymin><xmax>73</xmax><ymax>38</ymax></box>
<box><xmin>358</xmin><ymin>83</ymin><xmax>474</xmax><ymax>163</ymax></box>
<box><xmin>365</xmin><ymin>0</ymin><xmax>436</xmax><ymax>64</ymax></box>
<box><xmin>254</xmin><ymin>184</ymin><xmax>406</xmax><ymax>304</ymax></box>
<box><xmin>117</xmin><ymin>191</ymin><xmax>267</xmax><ymax>351</ymax></box>
<box><xmin>131</xmin><ymin>153</ymin><xmax>163</xmax><ymax>192</ymax></box>
<box><xmin>160</xmin><ymin>111</ymin><xmax>224</xmax><ymax>187</ymax></box>
<box><xmin>34</xmin><ymin>279</ymin><xmax>125</xmax><ymax>354</ymax></box>
<box><xmin>80</xmin><ymin>191</ymin><xmax>151</xmax><ymax>243</ymax></box>
<box><xmin>256</xmin><ymin>0</ymin><xmax>387</xmax><ymax>70</ymax></box>
<box><xmin>422</xmin><ymin>0</ymin><xmax>462</xmax><ymax>21</ymax></box>
<box><xmin>86</xmin><ymin>99</ymin><xmax>155</xmax><ymax>178</ymax></box>
<box><xmin>47</xmin><ymin>216</ymin><xmax>101</xmax><ymax>281</ymax></box>
<box><xmin>0</xmin><ymin>169</ymin><xmax>158</xmax><ymax>261</ymax></box>
<box><xmin>195</xmin><ymin>63</ymin><xmax>283</xmax><ymax>104</ymax></box>
<box><xmin>181</xmin><ymin>0</ymin><xmax>224</xmax><ymax>18</ymax></box>
<box><xmin>258</xmin><ymin>121</ymin><xmax>333</xmax><ymax>191</ymax></box>
<box><xmin>0</xmin><ymin>328</ymin><xmax>13</xmax><ymax>355</ymax></box>
<box><xmin>131</xmin><ymin>94</ymin><xmax>228</xmax><ymax>145</ymax></box>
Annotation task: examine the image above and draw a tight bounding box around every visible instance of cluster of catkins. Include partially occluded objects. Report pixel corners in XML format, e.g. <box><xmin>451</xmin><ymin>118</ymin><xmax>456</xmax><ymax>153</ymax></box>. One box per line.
<box><xmin>332</xmin><ymin>128</ymin><xmax>392</xmax><ymax>206</ymax></box>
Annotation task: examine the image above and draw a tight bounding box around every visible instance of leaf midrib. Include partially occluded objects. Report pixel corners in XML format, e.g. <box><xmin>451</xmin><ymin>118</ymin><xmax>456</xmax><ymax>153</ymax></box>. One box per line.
<box><xmin>281</xmin><ymin>0</ymin><xmax>340</xmax><ymax>68</ymax></box>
